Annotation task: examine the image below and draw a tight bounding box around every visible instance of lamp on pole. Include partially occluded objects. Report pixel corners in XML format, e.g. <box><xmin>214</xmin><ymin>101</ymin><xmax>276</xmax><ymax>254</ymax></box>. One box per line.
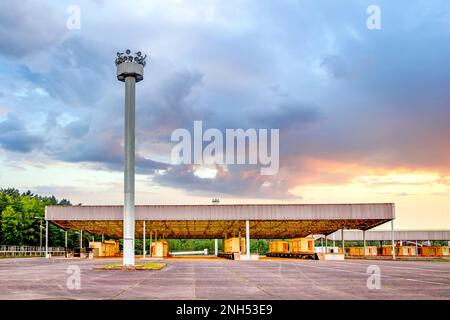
<box><xmin>116</xmin><ymin>49</ymin><xmax>147</xmax><ymax>266</ymax></box>
<box><xmin>35</xmin><ymin>216</ymin><xmax>44</xmax><ymax>250</ymax></box>
<box><xmin>57</xmin><ymin>229</ymin><xmax>68</xmax><ymax>257</ymax></box>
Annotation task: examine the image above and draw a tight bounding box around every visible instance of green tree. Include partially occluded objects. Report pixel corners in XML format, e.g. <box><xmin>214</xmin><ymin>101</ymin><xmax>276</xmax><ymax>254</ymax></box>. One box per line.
<box><xmin>1</xmin><ymin>206</ymin><xmax>21</xmax><ymax>245</ymax></box>
<box><xmin>0</xmin><ymin>188</ymin><xmax>73</xmax><ymax>246</ymax></box>
<box><xmin>251</xmin><ymin>239</ymin><xmax>269</xmax><ymax>254</ymax></box>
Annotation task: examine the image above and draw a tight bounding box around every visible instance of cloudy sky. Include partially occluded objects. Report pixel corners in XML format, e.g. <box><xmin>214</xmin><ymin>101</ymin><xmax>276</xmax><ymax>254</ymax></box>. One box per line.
<box><xmin>0</xmin><ymin>0</ymin><xmax>449</xmax><ymax>229</ymax></box>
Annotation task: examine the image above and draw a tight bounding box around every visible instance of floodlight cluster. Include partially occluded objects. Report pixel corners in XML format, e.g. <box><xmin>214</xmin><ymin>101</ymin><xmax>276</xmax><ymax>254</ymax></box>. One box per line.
<box><xmin>115</xmin><ymin>49</ymin><xmax>147</xmax><ymax>67</ymax></box>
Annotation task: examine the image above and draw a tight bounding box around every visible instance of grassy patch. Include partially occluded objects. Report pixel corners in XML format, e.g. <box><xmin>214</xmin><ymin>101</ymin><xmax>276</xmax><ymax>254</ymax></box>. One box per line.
<box><xmin>94</xmin><ymin>262</ymin><xmax>166</xmax><ymax>270</ymax></box>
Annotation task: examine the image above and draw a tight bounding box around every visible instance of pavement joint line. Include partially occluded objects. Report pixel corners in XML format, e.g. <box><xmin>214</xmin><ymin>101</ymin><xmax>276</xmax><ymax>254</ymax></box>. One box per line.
<box><xmin>272</xmin><ymin>262</ymin><xmax>324</xmax><ymax>299</ymax></box>
<box><xmin>279</xmin><ymin>261</ymin><xmax>450</xmax><ymax>287</ymax></box>
<box><xmin>108</xmin><ymin>265</ymin><xmax>171</xmax><ymax>300</ymax></box>
<box><xmin>281</xmin><ymin>262</ymin><xmax>366</xmax><ymax>300</ymax></box>
<box><xmin>328</xmin><ymin>260</ymin><xmax>450</xmax><ymax>273</ymax></box>
<box><xmin>192</xmin><ymin>265</ymin><xmax>197</xmax><ymax>300</ymax></box>
<box><xmin>224</xmin><ymin>266</ymin><xmax>280</xmax><ymax>299</ymax></box>
<box><xmin>248</xmin><ymin>264</ymin><xmax>286</xmax><ymax>299</ymax></box>
<box><xmin>307</xmin><ymin>261</ymin><xmax>450</xmax><ymax>280</ymax></box>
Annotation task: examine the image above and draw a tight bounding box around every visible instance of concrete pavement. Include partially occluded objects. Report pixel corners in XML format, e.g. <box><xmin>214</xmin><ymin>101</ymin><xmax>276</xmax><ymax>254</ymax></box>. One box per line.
<box><xmin>0</xmin><ymin>257</ymin><xmax>449</xmax><ymax>300</ymax></box>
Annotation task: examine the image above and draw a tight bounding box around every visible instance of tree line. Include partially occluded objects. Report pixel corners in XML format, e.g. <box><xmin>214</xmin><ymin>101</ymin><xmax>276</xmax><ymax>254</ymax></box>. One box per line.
<box><xmin>0</xmin><ymin>188</ymin><xmax>76</xmax><ymax>247</ymax></box>
<box><xmin>0</xmin><ymin>188</ymin><xmax>271</xmax><ymax>253</ymax></box>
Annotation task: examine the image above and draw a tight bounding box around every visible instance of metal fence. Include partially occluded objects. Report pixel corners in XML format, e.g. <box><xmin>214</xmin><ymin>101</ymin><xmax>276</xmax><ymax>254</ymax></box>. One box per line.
<box><xmin>0</xmin><ymin>245</ymin><xmax>66</xmax><ymax>257</ymax></box>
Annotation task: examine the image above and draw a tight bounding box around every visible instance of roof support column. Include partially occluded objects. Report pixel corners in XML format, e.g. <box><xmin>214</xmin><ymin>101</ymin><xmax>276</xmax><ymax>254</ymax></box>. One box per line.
<box><xmin>238</xmin><ymin>230</ymin><xmax>242</xmax><ymax>255</ymax></box>
<box><xmin>80</xmin><ymin>229</ymin><xmax>83</xmax><ymax>248</ymax></box>
<box><xmin>149</xmin><ymin>231</ymin><xmax>153</xmax><ymax>257</ymax></box>
<box><xmin>391</xmin><ymin>219</ymin><xmax>396</xmax><ymax>260</ymax></box>
<box><xmin>246</xmin><ymin>220</ymin><xmax>250</xmax><ymax>260</ymax></box>
<box><xmin>415</xmin><ymin>241</ymin><xmax>418</xmax><ymax>256</ymax></box>
<box><xmin>363</xmin><ymin>230</ymin><xmax>366</xmax><ymax>257</ymax></box>
<box><xmin>45</xmin><ymin>220</ymin><xmax>49</xmax><ymax>259</ymax></box>
<box><xmin>325</xmin><ymin>235</ymin><xmax>328</xmax><ymax>254</ymax></box>
<box><xmin>65</xmin><ymin>231</ymin><xmax>68</xmax><ymax>258</ymax></box>
<box><xmin>143</xmin><ymin>221</ymin><xmax>146</xmax><ymax>259</ymax></box>
<box><xmin>341</xmin><ymin>229</ymin><xmax>345</xmax><ymax>255</ymax></box>
<box><xmin>39</xmin><ymin>219</ymin><xmax>43</xmax><ymax>250</ymax></box>
<box><xmin>214</xmin><ymin>239</ymin><xmax>218</xmax><ymax>256</ymax></box>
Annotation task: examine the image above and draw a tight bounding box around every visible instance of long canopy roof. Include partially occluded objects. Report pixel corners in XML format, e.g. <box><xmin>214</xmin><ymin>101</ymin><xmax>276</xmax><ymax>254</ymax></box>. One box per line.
<box><xmin>325</xmin><ymin>230</ymin><xmax>450</xmax><ymax>241</ymax></box>
<box><xmin>45</xmin><ymin>203</ymin><xmax>394</xmax><ymax>239</ymax></box>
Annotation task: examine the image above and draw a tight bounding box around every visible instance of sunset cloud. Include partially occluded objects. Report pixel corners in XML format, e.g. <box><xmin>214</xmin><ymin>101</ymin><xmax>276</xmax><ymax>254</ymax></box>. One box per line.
<box><xmin>0</xmin><ymin>1</ymin><xmax>449</xmax><ymax>229</ymax></box>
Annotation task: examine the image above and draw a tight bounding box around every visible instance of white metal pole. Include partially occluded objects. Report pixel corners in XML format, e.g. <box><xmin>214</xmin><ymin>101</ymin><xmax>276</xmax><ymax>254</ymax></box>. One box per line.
<box><xmin>333</xmin><ymin>233</ymin><xmax>336</xmax><ymax>251</ymax></box>
<box><xmin>363</xmin><ymin>230</ymin><xmax>366</xmax><ymax>257</ymax></box>
<box><xmin>325</xmin><ymin>235</ymin><xmax>328</xmax><ymax>254</ymax></box>
<box><xmin>238</xmin><ymin>231</ymin><xmax>242</xmax><ymax>254</ymax></box>
<box><xmin>123</xmin><ymin>75</ymin><xmax>136</xmax><ymax>266</ymax></box>
<box><xmin>341</xmin><ymin>229</ymin><xmax>345</xmax><ymax>255</ymax></box>
<box><xmin>416</xmin><ymin>241</ymin><xmax>418</xmax><ymax>256</ymax></box>
<box><xmin>45</xmin><ymin>220</ymin><xmax>49</xmax><ymax>258</ymax></box>
<box><xmin>391</xmin><ymin>219</ymin><xmax>395</xmax><ymax>260</ymax></box>
<box><xmin>117</xmin><ymin>52</ymin><xmax>145</xmax><ymax>266</ymax></box>
<box><xmin>246</xmin><ymin>220</ymin><xmax>250</xmax><ymax>260</ymax></box>
<box><xmin>149</xmin><ymin>232</ymin><xmax>153</xmax><ymax>257</ymax></box>
<box><xmin>214</xmin><ymin>239</ymin><xmax>218</xmax><ymax>256</ymax></box>
<box><xmin>39</xmin><ymin>219</ymin><xmax>43</xmax><ymax>250</ymax></box>
<box><xmin>143</xmin><ymin>221</ymin><xmax>146</xmax><ymax>259</ymax></box>
<box><xmin>102</xmin><ymin>234</ymin><xmax>104</xmax><ymax>243</ymax></box>
<box><xmin>80</xmin><ymin>229</ymin><xmax>83</xmax><ymax>248</ymax></box>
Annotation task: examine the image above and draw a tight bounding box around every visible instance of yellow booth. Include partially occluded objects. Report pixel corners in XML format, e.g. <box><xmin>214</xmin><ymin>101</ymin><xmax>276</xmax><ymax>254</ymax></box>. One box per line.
<box><xmin>89</xmin><ymin>240</ymin><xmax>120</xmax><ymax>257</ymax></box>
<box><xmin>224</xmin><ymin>237</ymin><xmax>246</xmax><ymax>253</ymax></box>
<box><xmin>288</xmin><ymin>237</ymin><xmax>314</xmax><ymax>254</ymax></box>
<box><xmin>420</xmin><ymin>246</ymin><xmax>450</xmax><ymax>256</ymax></box>
<box><xmin>268</xmin><ymin>241</ymin><xmax>288</xmax><ymax>253</ymax></box>
<box><xmin>382</xmin><ymin>246</ymin><xmax>417</xmax><ymax>256</ymax></box>
<box><xmin>345</xmin><ymin>246</ymin><xmax>377</xmax><ymax>256</ymax></box>
<box><xmin>151</xmin><ymin>240</ymin><xmax>169</xmax><ymax>257</ymax></box>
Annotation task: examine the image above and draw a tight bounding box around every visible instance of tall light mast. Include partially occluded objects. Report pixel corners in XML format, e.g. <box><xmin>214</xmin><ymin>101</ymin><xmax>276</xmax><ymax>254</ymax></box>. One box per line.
<box><xmin>115</xmin><ymin>50</ymin><xmax>147</xmax><ymax>266</ymax></box>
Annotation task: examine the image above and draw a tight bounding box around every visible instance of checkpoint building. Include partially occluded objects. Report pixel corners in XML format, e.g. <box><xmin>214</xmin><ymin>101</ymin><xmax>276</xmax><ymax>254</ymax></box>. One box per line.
<box><xmin>44</xmin><ymin>203</ymin><xmax>397</xmax><ymax>259</ymax></box>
